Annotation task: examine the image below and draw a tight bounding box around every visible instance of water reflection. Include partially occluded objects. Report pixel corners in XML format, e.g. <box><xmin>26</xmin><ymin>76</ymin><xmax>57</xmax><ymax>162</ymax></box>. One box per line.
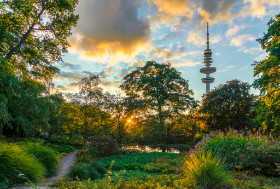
<box><xmin>122</xmin><ymin>145</ymin><xmax>190</xmax><ymax>154</ymax></box>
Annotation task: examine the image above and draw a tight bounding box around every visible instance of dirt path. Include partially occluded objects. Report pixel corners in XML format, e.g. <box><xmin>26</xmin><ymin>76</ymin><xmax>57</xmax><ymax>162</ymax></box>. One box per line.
<box><xmin>12</xmin><ymin>150</ymin><xmax>78</xmax><ymax>189</ymax></box>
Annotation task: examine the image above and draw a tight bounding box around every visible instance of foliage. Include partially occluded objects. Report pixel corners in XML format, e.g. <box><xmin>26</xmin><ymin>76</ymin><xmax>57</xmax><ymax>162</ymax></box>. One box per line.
<box><xmin>67</xmin><ymin>163</ymin><xmax>106</xmax><ymax>181</ymax></box>
<box><xmin>44</xmin><ymin>136</ymin><xmax>83</xmax><ymax>147</ymax></box>
<box><xmin>56</xmin><ymin>173</ymin><xmax>181</xmax><ymax>189</ymax></box>
<box><xmin>96</xmin><ymin>152</ymin><xmax>181</xmax><ymax>171</ymax></box>
<box><xmin>230</xmin><ymin>171</ymin><xmax>280</xmax><ymax>189</ymax></box>
<box><xmin>0</xmin><ymin>0</ymin><xmax>79</xmax><ymax>80</ymax></box>
<box><xmin>183</xmin><ymin>150</ymin><xmax>230</xmax><ymax>189</ymax></box>
<box><xmin>46</xmin><ymin>143</ymin><xmax>75</xmax><ymax>154</ymax></box>
<box><xmin>253</xmin><ymin>14</ymin><xmax>280</xmax><ymax>134</ymax></box>
<box><xmin>0</xmin><ymin>143</ymin><xmax>44</xmax><ymax>187</ymax></box>
<box><xmin>89</xmin><ymin>136</ymin><xmax>119</xmax><ymax>157</ymax></box>
<box><xmin>23</xmin><ymin>142</ymin><xmax>60</xmax><ymax>177</ymax></box>
<box><xmin>197</xmin><ymin>80</ymin><xmax>256</xmax><ymax>131</ymax></box>
<box><xmin>120</xmin><ymin>60</ymin><xmax>196</xmax><ymax>144</ymax></box>
<box><xmin>193</xmin><ymin>129</ymin><xmax>280</xmax><ymax>176</ymax></box>
<box><xmin>240</xmin><ymin>145</ymin><xmax>280</xmax><ymax>177</ymax></box>
<box><xmin>0</xmin><ymin>58</ymin><xmax>52</xmax><ymax>137</ymax></box>
<box><xmin>67</xmin><ymin>75</ymin><xmax>112</xmax><ymax>146</ymax></box>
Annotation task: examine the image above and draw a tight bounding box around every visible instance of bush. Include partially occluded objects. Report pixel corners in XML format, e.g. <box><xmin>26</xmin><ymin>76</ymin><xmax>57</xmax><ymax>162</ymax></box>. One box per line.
<box><xmin>24</xmin><ymin>142</ymin><xmax>60</xmax><ymax>177</ymax></box>
<box><xmin>67</xmin><ymin>163</ymin><xmax>105</xmax><ymax>181</ymax></box>
<box><xmin>44</xmin><ymin>136</ymin><xmax>82</xmax><ymax>147</ymax></box>
<box><xmin>90</xmin><ymin>162</ymin><xmax>107</xmax><ymax>175</ymax></box>
<box><xmin>184</xmin><ymin>150</ymin><xmax>230</xmax><ymax>188</ymax></box>
<box><xmin>192</xmin><ymin>129</ymin><xmax>280</xmax><ymax>176</ymax></box>
<box><xmin>67</xmin><ymin>163</ymin><xmax>90</xmax><ymax>180</ymax></box>
<box><xmin>240</xmin><ymin>146</ymin><xmax>280</xmax><ymax>177</ymax></box>
<box><xmin>89</xmin><ymin>136</ymin><xmax>119</xmax><ymax>157</ymax></box>
<box><xmin>0</xmin><ymin>143</ymin><xmax>45</xmax><ymax>187</ymax></box>
<box><xmin>46</xmin><ymin>143</ymin><xmax>75</xmax><ymax>154</ymax></box>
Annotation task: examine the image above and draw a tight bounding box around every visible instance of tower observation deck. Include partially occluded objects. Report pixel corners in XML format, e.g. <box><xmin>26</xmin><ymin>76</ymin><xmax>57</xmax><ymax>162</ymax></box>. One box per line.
<box><xmin>200</xmin><ymin>22</ymin><xmax>216</xmax><ymax>94</ymax></box>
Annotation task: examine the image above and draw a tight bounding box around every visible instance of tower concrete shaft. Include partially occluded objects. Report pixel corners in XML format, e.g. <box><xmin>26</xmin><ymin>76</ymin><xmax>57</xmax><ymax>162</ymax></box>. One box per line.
<box><xmin>200</xmin><ymin>22</ymin><xmax>216</xmax><ymax>94</ymax></box>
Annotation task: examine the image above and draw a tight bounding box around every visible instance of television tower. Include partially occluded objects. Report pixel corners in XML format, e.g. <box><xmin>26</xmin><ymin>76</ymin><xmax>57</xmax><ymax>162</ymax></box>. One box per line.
<box><xmin>200</xmin><ymin>22</ymin><xmax>216</xmax><ymax>94</ymax></box>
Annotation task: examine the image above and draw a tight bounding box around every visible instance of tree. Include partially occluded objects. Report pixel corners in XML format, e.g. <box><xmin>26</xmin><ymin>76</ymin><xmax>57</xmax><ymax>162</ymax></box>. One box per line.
<box><xmin>197</xmin><ymin>80</ymin><xmax>255</xmax><ymax>131</ymax></box>
<box><xmin>67</xmin><ymin>74</ymin><xmax>111</xmax><ymax>146</ymax></box>
<box><xmin>253</xmin><ymin>14</ymin><xmax>280</xmax><ymax>133</ymax></box>
<box><xmin>120</xmin><ymin>60</ymin><xmax>195</xmax><ymax>143</ymax></box>
<box><xmin>0</xmin><ymin>0</ymin><xmax>79</xmax><ymax>81</ymax></box>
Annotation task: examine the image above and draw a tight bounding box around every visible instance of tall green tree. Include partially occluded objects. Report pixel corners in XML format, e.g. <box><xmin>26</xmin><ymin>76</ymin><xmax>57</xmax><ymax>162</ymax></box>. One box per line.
<box><xmin>253</xmin><ymin>14</ymin><xmax>280</xmax><ymax>133</ymax></box>
<box><xmin>120</xmin><ymin>60</ymin><xmax>195</xmax><ymax>143</ymax></box>
<box><xmin>0</xmin><ymin>0</ymin><xmax>79</xmax><ymax>80</ymax></box>
<box><xmin>197</xmin><ymin>80</ymin><xmax>256</xmax><ymax>131</ymax></box>
<box><xmin>68</xmin><ymin>74</ymin><xmax>111</xmax><ymax>146</ymax></box>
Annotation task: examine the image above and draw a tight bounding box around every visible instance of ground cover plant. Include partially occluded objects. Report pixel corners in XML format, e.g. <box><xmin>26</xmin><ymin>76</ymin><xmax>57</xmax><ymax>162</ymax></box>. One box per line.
<box><xmin>65</xmin><ymin>152</ymin><xmax>183</xmax><ymax>184</ymax></box>
<box><xmin>96</xmin><ymin>152</ymin><xmax>182</xmax><ymax>172</ymax></box>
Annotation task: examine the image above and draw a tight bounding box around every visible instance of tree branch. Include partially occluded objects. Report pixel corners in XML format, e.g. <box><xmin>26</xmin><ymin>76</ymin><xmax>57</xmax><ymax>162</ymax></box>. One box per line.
<box><xmin>5</xmin><ymin>7</ymin><xmax>46</xmax><ymax>60</ymax></box>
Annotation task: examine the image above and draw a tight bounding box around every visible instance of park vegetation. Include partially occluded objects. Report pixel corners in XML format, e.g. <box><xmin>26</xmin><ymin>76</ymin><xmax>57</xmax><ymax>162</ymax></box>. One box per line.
<box><xmin>0</xmin><ymin>1</ymin><xmax>280</xmax><ymax>188</ymax></box>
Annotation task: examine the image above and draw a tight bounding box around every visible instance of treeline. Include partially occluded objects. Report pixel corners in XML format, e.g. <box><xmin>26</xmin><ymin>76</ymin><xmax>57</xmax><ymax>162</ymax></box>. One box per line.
<box><xmin>0</xmin><ymin>0</ymin><xmax>279</xmax><ymax>145</ymax></box>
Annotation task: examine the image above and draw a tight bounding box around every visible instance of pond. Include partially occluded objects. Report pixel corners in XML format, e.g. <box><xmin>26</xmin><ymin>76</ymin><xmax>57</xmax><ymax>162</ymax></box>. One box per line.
<box><xmin>122</xmin><ymin>144</ymin><xmax>193</xmax><ymax>154</ymax></box>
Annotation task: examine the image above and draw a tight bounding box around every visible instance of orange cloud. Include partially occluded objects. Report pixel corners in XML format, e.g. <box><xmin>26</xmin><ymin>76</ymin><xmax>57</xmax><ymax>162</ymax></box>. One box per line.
<box><xmin>147</xmin><ymin>0</ymin><xmax>195</xmax><ymax>25</ymax></box>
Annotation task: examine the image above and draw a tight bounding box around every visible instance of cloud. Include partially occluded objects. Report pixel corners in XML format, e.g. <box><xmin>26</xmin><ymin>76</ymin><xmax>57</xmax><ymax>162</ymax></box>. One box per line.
<box><xmin>230</xmin><ymin>34</ymin><xmax>255</xmax><ymax>46</ymax></box>
<box><xmin>197</xmin><ymin>0</ymin><xmax>238</xmax><ymax>25</ymax></box>
<box><xmin>99</xmin><ymin>70</ymin><xmax>113</xmax><ymax>77</ymax></box>
<box><xmin>187</xmin><ymin>32</ymin><xmax>204</xmax><ymax>46</ymax></box>
<box><xmin>243</xmin><ymin>46</ymin><xmax>263</xmax><ymax>54</ymax></box>
<box><xmin>239</xmin><ymin>0</ymin><xmax>267</xmax><ymax>18</ymax></box>
<box><xmin>69</xmin><ymin>0</ymin><xmax>151</xmax><ymax>62</ymax></box>
<box><xmin>187</xmin><ymin>31</ymin><xmax>222</xmax><ymax>46</ymax></box>
<box><xmin>147</xmin><ymin>0</ymin><xmax>195</xmax><ymax>25</ymax></box>
<box><xmin>255</xmin><ymin>52</ymin><xmax>268</xmax><ymax>61</ymax></box>
<box><xmin>226</xmin><ymin>25</ymin><xmax>245</xmax><ymax>38</ymax></box>
<box><xmin>54</xmin><ymin>72</ymin><xmax>84</xmax><ymax>82</ymax></box>
<box><xmin>172</xmin><ymin>60</ymin><xmax>202</xmax><ymax>68</ymax></box>
<box><xmin>59</xmin><ymin>61</ymin><xmax>81</xmax><ymax>70</ymax></box>
<box><xmin>217</xmin><ymin>65</ymin><xmax>235</xmax><ymax>72</ymax></box>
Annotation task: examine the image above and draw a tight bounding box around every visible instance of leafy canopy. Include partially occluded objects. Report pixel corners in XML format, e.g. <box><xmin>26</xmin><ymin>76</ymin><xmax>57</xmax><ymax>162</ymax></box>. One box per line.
<box><xmin>121</xmin><ymin>61</ymin><xmax>196</xmax><ymax>143</ymax></box>
<box><xmin>253</xmin><ymin>14</ymin><xmax>280</xmax><ymax>133</ymax></box>
<box><xmin>0</xmin><ymin>0</ymin><xmax>79</xmax><ymax>80</ymax></box>
<box><xmin>197</xmin><ymin>80</ymin><xmax>255</xmax><ymax>131</ymax></box>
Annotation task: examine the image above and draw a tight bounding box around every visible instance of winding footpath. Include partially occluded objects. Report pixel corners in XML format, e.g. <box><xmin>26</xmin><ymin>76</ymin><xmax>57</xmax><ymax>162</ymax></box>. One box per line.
<box><xmin>12</xmin><ymin>150</ymin><xmax>78</xmax><ymax>189</ymax></box>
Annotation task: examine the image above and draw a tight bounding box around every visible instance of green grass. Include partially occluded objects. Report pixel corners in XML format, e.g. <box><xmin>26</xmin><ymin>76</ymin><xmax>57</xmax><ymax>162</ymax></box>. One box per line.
<box><xmin>183</xmin><ymin>150</ymin><xmax>230</xmax><ymax>188</ymax></box>
<box><xmin>23</xmin><ymin>142</ymin><xmax>60</xmax><ymax>177</ymax></box>
<box><xmin>0</xmin><ymin>143</ymin><xmax>45</xmax><ymax>187</ymax></box>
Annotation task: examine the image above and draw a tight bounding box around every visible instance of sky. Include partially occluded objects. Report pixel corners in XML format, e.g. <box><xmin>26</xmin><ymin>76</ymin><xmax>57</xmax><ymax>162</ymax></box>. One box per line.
<box><xmin>53</xmin><ymin>0</ymin><xmax>280</xmax><ymax>101</ymax></box>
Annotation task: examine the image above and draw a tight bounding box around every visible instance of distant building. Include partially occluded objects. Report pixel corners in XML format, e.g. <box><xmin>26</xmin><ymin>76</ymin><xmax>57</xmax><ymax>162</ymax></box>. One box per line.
<box><xmin>200</xmin><ymin>23</ymin><xmax>216</xmax><ymax>94</ymax></box>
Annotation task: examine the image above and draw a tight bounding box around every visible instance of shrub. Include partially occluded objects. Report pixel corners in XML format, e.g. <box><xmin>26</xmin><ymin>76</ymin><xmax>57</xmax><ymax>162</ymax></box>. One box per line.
<box><xmin>89</xmin><ymin>136</ymin><xmax>119</xmax><ymax>157</ymax></box>
<box><xmin>240</xmin><ymin>145</ymin><xmax>280</xmax><ymax>177</ymax></box>
<box><xmin>24</xmin><ymin>142</ymin><xmax>60</xmax><ymax>177</ymax></box>
<box><xmin>67</xmin><ymin>163</ymin><xmax>90</xmax><ymax>180</ymax></box>
<box><xmin>44</xmin><ymin>136</ymin><xmax>82</xmax><ymax>147</ymax></box>
<box><xmin>0</xmin><ymin>143</ymin><xmax>45</xmax><ymax>186</ymax></box>
<box><xmin>90</xmin><ymin>162</ymin><xmax>107</xmax><ymax>175</ymax></box>
<box><xmin>67</xmin><ymin>163</ymin><xmax>105</xmax><ymax>181</ymax></box>
<box><xmin>184</xmin><ymin>150</ymin><xmax>230</xmax><ymax>188</ymax></box>
<box><xmin>193</xmin><ymin>129</ymin><xmax>277</xmax><ymax>169</ymax></box>
<box><xmin>46</xmin><ymin>143</ymin><xmax>75</xmax><ymax>154</ymax></box>
<box><xmin>192</xmin><ymin>129</ymin><xmax>280</xmax><ymax>176</ymax></box>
